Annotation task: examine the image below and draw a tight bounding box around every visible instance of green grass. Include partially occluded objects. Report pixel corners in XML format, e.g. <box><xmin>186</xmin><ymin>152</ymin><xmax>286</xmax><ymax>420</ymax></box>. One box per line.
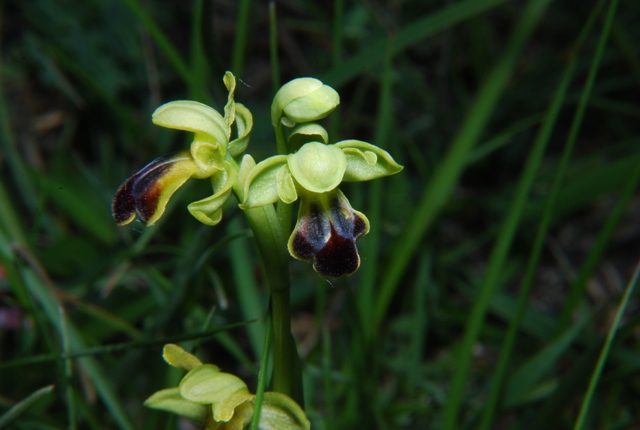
<box><xmin>2</xmin><ymin>0</ymin><xmax>640</xmax><ymax>429</ymax></box>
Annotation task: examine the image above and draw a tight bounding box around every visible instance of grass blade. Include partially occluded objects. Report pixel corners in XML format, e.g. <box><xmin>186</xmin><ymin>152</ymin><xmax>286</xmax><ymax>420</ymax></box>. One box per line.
<box><xmin>0</xmin><ymin>385</ymin><xmax>55</xmax><ymax>428</ymax></box>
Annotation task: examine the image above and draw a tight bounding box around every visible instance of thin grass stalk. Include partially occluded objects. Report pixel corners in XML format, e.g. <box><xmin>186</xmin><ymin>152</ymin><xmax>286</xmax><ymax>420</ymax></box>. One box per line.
<box><xmin>119</xmin><ymin>0</ymin><xmax>193</xmax><ymax>90</ymax></box>
<box><xmin>189</xmin><ymin>0</ymin><xmax>208</xmax><ymax>101</ymax></box>
<box><xmin>269</xmin><ymin>0</ymin><xmax>280</xmax><ymax>93</ymax></box>
<box><xmin>232</xmin><ymin>0</ymin><xmax>252</xmax><ymax>76</ymax></box>
<box><xmin>477</xmin><ymin>4</ymin><xmax>604</xmax><ymax>426</ymax></box>
<box><xmin>250</xmin><ymin>305</ymin><xmax>273</xmax><ymax>430</ymax></box>
<box><xmin>358</xmin><ymin>36</ymin><xmax>394</xmax><ymax>341</ymax></box>
<box><xmin>555</xmin><ymin>0</ymin><xmax>620</xmax><ymax>332</ymax></box>
<box><xmin>574</xmin><ymin>256</ymin><xmax>640</xmax><ymax>430</ymax></box>
<box><xmin>228</xmin><ymin>217</ymin><xmax>266</xmax><ymax>359</ymax></box>
<box><xmin>60</xmin><ymin>306</ymin><xmax>77</xmax><ymax>430</ymax></box>
<box><xmin>0</xmin><ymin>322</ymin><xmax>252</xmax><ymax>370</ymax></box>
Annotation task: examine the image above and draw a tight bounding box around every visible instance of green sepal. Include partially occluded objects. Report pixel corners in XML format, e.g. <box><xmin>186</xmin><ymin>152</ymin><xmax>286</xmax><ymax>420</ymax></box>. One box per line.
<box><xmin>241</xmin><ymin>155</ymin><xmax>288</xmax><ymax>209</ymax></box>
<box><xmin>335</xmin><ymin>139</ymin><xmax>403</xmax><ymax>182</ymax></box>
<box><xmin>228</xmin><ymin>103</ymin><xmax>253</xmax><ymax>158</ymax></box>
<box><xmin>179</xmin><ymin>365</ymin><xmax>253</xmax><ymax>422</ymax></box>
<box><xmin>163</xmin><ymin>344</ymin><xmax>203</xmax><ymax>371</ymax></box>
<box><xmin>258</xmin><ymin>392</ymin><xmax>310</xmax><ymax>430</ymax></box>
<box><xmin>287</xmin><ymin>142</ymin><xmax>346</xmax><ymax>193</ymax></box>
<box><xmin>152</xmin><ymin>100</ymin><xmax>229</xmax><ymax>147</ymax></box>
<box><xmin>188</xmin><ymin>161</ymin><xmax>237</xmax><ymax>225</ymax></box>
<box><xmin>144</xmin><ymin>387</ymin><xmax>208</xmax><ymax>422</ymax></box>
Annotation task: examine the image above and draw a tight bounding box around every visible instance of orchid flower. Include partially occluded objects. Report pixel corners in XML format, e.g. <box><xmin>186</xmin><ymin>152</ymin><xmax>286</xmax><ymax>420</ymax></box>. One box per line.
<box><xmin>241</xmin><ymin>139</ymin><xmax>403</xmax><ymax>277</ymax></box>
<box><xmin>112</xmin><ymin>72</ymin><xmax>252</xmax><ymax>227</ymax></box>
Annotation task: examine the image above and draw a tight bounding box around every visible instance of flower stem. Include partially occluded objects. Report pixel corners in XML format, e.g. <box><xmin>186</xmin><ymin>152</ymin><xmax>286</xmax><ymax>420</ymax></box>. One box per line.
<box><xmin>233</xmin><ymin>165</ymin><xmax>303</xmax><ymax>404</ymax></box>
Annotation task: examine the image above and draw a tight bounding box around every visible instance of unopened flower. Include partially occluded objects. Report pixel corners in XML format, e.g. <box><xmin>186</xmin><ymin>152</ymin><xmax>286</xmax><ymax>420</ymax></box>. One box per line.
<box><xmin>112</xmin><ymin>72</ymin><xmax>252</xmax><ymax>227</ymax></box>
<box><xmin>241</xmin><ymin>140</ymin><xmax>403</xmax><ymax>277</ymax></box>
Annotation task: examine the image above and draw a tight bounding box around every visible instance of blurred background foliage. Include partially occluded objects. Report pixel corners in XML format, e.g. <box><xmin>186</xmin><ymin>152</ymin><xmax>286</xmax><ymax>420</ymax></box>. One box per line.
<box><xmin>1</xmin><ymin>0</ymin><xmax>640</xmax><ymax>429</ymax></box>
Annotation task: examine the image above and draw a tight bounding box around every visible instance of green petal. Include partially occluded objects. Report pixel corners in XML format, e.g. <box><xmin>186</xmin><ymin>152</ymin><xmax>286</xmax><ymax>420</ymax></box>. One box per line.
<box><xmin>144</xmin><ymin>387</ymin><xmax>208</xmax><ymax>422</ymax></box>
<box><xmin>277</xmin><ymin>165</ymin><xmax>298</xmax><ymax>204</ymax></box>
<box><xmin>287</xmin><ymin>123</ymin><xmax>329</xmax><ymax>151</ymax></box>
<box><xmin>190</xmin><ymin>139</ymin><xmax>225</xmax><ymax>177</ymax></box>
<box><xmin>223</xmin><ymin>71</ymin><xmax>237</xmax><ymax>129</ymax></box>
<box><xmin>214</xmin><ymin>390</ymin><xmax>254</xmax><ymax>422</ymax></box>
<box><xmin>179</xmin><ymin>366</ymin><xmax>253</xmax><ymax>422</ymax></box>
<box><xmin>241</xmin><ymin>155</ymin><xmax>288</xmax><ymax>209</ymax></box>
<box><xmin>152</xmin><ymin>100</ymin><xmax>229</xmax><ymax>146</ymax></box>
<box><xmin>283</xmin><ymin>86</ymin><xmax>339</xmax><ymax>125</ymax></box>
<box><xmin>188</xmin><ymin>162</ymin><xmax>237</xmax><ymax>226</ymax></box>
<box><xmin>257</xmin><ymin>392</ymin><xmax>310</xmax><ymax>430</ymax></box>
<box><xmin>287</xmin><ymin>142</ymin><xmax>346</xmax><ymax>193</ymax></box>
<box><xmin>163</xmin><ymin>344</ymin><xmax>203</xmax><ymax>371</ymax></box>
<box><xmin>335</xmin><ymin>139</ymin><xmax>403</xmax><ymax>182</ymax></box>
<box><xmin>228</xmin><ymin>103</ymin><xmax>253</xmax><ymax>158</ymax></box>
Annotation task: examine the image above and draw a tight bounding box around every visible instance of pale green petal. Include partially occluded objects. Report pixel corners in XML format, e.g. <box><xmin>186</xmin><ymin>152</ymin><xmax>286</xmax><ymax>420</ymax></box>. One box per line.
<box><xmin>335</xmin><ymin>139</ymin><xmax>403</xmax><ymax>182</ymax></box>
<box><xmin>190</xmin><ymin>139</ymin><xmax>225</xmax><ymax>177</ymax></box>
<box><xmin>144</xmin><ymin>387</ymin><xmax>208</xmax><ymax>422</ymax></box>
<box><xmin>179</xmin><ymin>366</ymin><xmax>253</xmax><ymax>423</ymax></box>
<box><xmin>188</xmin><ymin>162</ymin><xmax>237</xmax><ymax>225</ymax></box>
<box><xmin>214</xmin><ymin>391</ymin><xmax>254</xmax><ymax>422</ymax></box>
<box><xmin>283</xmin><ymin>86</ymin><xmax>339</xmax><ymax>125</ymax></box>
<box><xmin>271</xmin><ymin>78</ymin><xmax>323</xmax><ymax>126</ymax></box>
<box><xmin>163</xmin><ymin>344</ymin><xmax>204</xmax><ymax>371</ymax></box>
<box><xmin>288</xmin><ymin>123</ymin><xmax>329</xmax><ymax>150</ymax></box>
<box><xmin>152</xmin><ymin>100</ymin><xmax>229</xmax><ymax>146</ymax></box>
<box><xmin>180</xmin><ymin>365</ymin><xmax>249</xmax><ymax>405</ymax></box>
<box><xmin>287</xmin><ymin>142</ymin><xmax>346</xmax><ymax>193</ymax></box>
<box><xmin>228</xmin><ymin>103</ymin><xmax>253</xmax><ymax>158</ymax></box>
<box><xmin>276</xmin><ymin>165</ymin><xmax>298</xmax><ymax>204</ymax></box>
<box><xmin>223</xmin><ymin>71</ymin><xmax>237</xmax><ymax>129</ymax></box>
<box><xmin>256</xmin><ymin>392</ymin><xmax>310</xmax><ymax>430</ymax></box>
<box><xmin>241</xmin><ymin>155</ymin><xmax>288</xmax><ymax>209</ymax></box>
<box><xmin>236</xmin><ymin>154</ymin><xmax>256</xmax><ymax>202</ymax></box>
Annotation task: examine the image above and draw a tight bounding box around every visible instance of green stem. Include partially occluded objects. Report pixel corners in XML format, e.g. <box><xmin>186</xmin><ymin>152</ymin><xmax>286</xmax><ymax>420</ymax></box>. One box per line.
<box><xmin>232</xmin><ymin>165</ymin><xmax>302</xmax><ymax>404</ymax></box>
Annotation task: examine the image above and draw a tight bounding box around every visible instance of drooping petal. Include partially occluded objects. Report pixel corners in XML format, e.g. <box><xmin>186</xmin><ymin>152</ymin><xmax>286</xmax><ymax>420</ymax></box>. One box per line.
<box><xmin>288</xmin><ymin>189</ymin><xmax>369</xmax><ymax>277</ymax></box>
<box><xmin>335</xmin><ymin>139</ymin><xmax>404</xmax><ymax>182</ymax></box>
<box><xmin>227</xmin><ymin>103</ymin><xmax>253</xmax><ymax>158</ymax></box>
<box><xmin>287</xmin><ymin>142</ymin><xmax>346</xmax><ymax>193</ymax></box>
<box><xmin>187</xmin><ymin>161</ymin><xmax>237</xmax><ymax>226</ymax></box>
<box><xmin>112</xmin><ymin>150</ymin><xmax>197</xmax><ymax>226</ymax></box>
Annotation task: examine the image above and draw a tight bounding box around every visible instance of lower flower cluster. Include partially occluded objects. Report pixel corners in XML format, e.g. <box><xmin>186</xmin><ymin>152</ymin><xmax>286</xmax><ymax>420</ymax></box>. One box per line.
<box><xmin>145</xmin><ymin>344</ymin><xmax>310</xmax><ymax>430</ymax></box>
